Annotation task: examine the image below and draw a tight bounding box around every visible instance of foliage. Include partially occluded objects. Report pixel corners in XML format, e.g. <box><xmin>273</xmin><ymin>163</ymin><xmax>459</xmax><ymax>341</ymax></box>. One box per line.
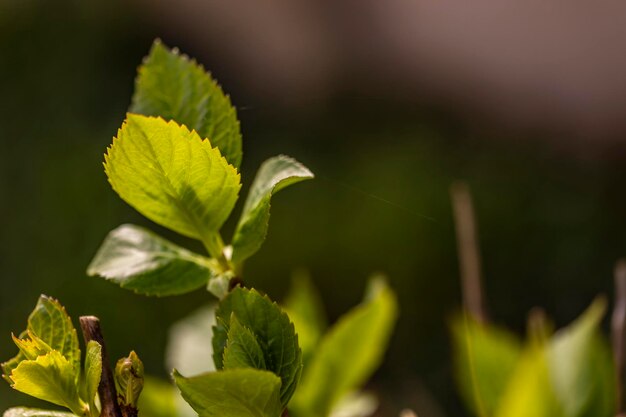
<box><xmin>1</xmin><ymin>296</ymin><xmax>101</xmax><ymax>417</ymax></box>
<box><xmin>452</xmin><ymin>298</ymin><xmax>617</xmax><ymax>417</ymax></box>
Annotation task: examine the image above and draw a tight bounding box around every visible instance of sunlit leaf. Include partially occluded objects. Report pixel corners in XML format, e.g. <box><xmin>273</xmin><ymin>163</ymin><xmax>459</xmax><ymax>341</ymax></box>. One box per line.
<box><xmin>3</xmin><ymin>408</ymin><xmax>77</xmax><ymax>417</ymax></box>
<box><xmin>104</xmin><ymin>115</ymin><xmax>241</xmax><ymax>249</ymax></box>
<box><xmin>10</xmin><ymin>351</ymin><xmax>83</xmax><ymax>415</ymax></box>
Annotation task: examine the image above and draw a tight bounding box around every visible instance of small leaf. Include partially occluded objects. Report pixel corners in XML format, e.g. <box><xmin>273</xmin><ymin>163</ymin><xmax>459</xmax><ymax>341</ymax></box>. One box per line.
<box><xmin>87</xmin><ymin>224</ymin><xmax>217</xmax><ymax>296</ymax></box>
<box><xmin>223</xmin><ymin>315</ymin><xmax>266</xmax><ymax>370</ymax></box>
<box><xmin>213</xmin><ymin>287</ymin><xmax>302</xmax><ymax>406</ymax></box>
<box><xmin>11</xmin><ymin>332</ymin><xmax>52</xmax><ymax>360</ymax></box>
<box><xmin>174</xmin><ymin>368</ymin><xmax>283</xmax><ymax>417</ymax></box>
<box><xmin>3</xmin><ymin>296</ymin><xmax>80</xmax><ymax>382</ymax></box>
<box><xmin>104</xmin><ymin>115</ymin><xmax>241</xmax><ymax>248</ymax></box>
<box><xmin>10</xmin><ymin>351</ymin><xmax>84</xmax><ymax>415</ymax></box>
<box><xmin>283</xmin><ymin>272</ymin><xmax>327</xmax><ymax>365</ymax></box>
<box><xmin>131</xmin><ymin>40</ymin><xmax>242</xmax><ymax>168</ymax></box>
<box><xmin>3</xmin><ymin>408</ymin><xmax>77</xmax><ymax>417</ymax></box>
<box><xmin>83</xmin><ymin>341</ymin><xmax>102</xmax><ymax>408</ymax></box>
<box><xmin>290</xmin><ymin>278</ymin><xmax>397</xmax><ymax>417</ymax></box>
<box><xmin>231</xmin><ymin>155</ymin><xmax>313</xmax><ymax>264</ymax></box>
<box><xmin>114</xmin><ymin>351</ymin><xmax>144</xmax><ymax>408</ymax></box>
<box><xmin>451</xmin><ymin>315</ymin><xmax>522</xmax><ymax>417</ymax></box>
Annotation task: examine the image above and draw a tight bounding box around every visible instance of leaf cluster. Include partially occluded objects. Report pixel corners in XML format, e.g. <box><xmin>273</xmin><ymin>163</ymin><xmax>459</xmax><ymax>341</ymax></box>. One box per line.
<box><xmin>452</xmin><ymin>299</ymin><xmax>616</xmax><ymax>417</ymax></box>
<box><xmin>2</xmin><ymin>297</ymin><xmax>102</xmax><ymax>417</ymax></box>
<box><xmin>88</xmin><ymin>41</ymin><xmax>313</xmax><ymax>299</ymax></box>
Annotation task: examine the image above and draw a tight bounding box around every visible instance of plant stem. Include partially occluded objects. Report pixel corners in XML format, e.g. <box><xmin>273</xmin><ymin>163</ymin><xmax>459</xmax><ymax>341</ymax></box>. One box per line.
<box><xmin>201</xmin><ymin>232</ymin><xmax>230</xmax><ymax>270</ymax></box>
<box><xmin>79</xmin><ymin>316</ymin><xmax>124</xmax><ymax>417</ymax></box>
<box><xmin>612</xmin><ymin>259</ymin><xmax>626</xmax><ymax>416</ymax></box>
<box><xmin>281</xmin><ymin>409</ymin><xmax>289</xmax><ymax>417</ymax></box>
<box><xmin>450</xmin><ymin>181</ymin><xmax>488</xmax><ymax>323</ymax></box>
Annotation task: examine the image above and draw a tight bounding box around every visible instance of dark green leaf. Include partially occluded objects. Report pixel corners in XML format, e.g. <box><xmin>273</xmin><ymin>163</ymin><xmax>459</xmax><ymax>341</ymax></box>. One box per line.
<box><xmin>213</xmin><ymin>287</ymin><xmax>302</xmax><ymax>406</ymax></box>
<box><xmin>174</xmin><ymin>368</ymin><xmax>282</xmax><ymax>417</ymax></box>
<box><xmin>131</xmin><ymin>40</ymin><xmax>242</xmax><ymax>168</ymax></box>
<box><xmin>223</xmin><ymin>315</ymin><xmax>266</xmax><ymax>370</ymax></box>
<box><xmin>231</xmin><ymin>155</ymin><xmax>313</xmax><ymax>264</ymax></box>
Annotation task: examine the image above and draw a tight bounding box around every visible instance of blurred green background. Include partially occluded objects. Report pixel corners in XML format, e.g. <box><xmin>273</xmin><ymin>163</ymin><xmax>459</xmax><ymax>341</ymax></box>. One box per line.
<box><xmin>1</xmin><ymin>1</ymin><xmax>625</xmax><ymax>416</ymax></box>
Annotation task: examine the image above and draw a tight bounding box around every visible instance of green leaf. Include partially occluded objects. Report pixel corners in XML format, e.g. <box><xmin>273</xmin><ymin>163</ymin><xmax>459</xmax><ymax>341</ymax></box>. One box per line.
<box><xmin>231</xmin><ymin>155</ymin><xmax>313</xmax><ymax>264</ymax></box>
<box><xmin>83</xmin><ymin>341</ymin><xmax>102</xmax><ymax>407</ymax></box>
<box><xmin>223</xmin><ymin>315</ymin><xmax>266</xmax><ymax>370</ymax></box>
<box><xmin>290</xmin><ymin>278</ymin><xmax>398</xmax><ymax>417</ymax></box>
<box><xmin>546</xmin><ymin>298</ymin><xmax>615</xmax><ymax>417</ymax></box>
<box><xmin>174</xmin><ymin>368</ymin><xmax>283</xmax><ymax>417</ymax></box>
<box><xmin>87</xmin><ymin>224</ymin><xmax>217</xmax><ymax>296</ymax></box>
<box><xmin>3</xmin><ymin>408</ymin><xmax>77</xmax><ymax>417</ymax></box>
<box><xmin>10</xmin><ymin>351</ymin><xmax>84</xmax><ymax>415</ymax></box>
<box><xmin>104</xmin><ymin>114</ymin><xmax>241</xmax><ymax>252</ymax></box>
<box><xmin>451</xmin><ymin>315</ymin><xmax>522</xmax><ymax>417</ymax></box>
<box><xmin>495</xmin><ymin>299</ymin><xmax>615</xmax><ymax>417</ymax></box>
<box><xmin>495</xmin><ymin>345</ymin><xmax>563</xmax><ymax>417</ymax></box>
<box><xmin>212</xmin><ymin>287</ymin><xmax>302</xmax><ymax>406</ymax></box>
<box><xmin>131</xmin><ymin>40</ymin><xmax>242</xmax><ymax>168</ymax></box>
<box><xmin>3</xmin><ymin>296</ymin><xmax>80</xmax><ymax>382</ymax></box>
<box><xmin>283</xmin><ymin>272</ymin><xmax>327</xmax><ymax>365</ymax></box>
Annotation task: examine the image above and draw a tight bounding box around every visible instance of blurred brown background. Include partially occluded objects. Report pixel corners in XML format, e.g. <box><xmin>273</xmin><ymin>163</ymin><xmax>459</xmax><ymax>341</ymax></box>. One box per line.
<box><xmin>0</xmin><ymin>1</ymin><xmax>625</xmax><ymax>416</ymax></box>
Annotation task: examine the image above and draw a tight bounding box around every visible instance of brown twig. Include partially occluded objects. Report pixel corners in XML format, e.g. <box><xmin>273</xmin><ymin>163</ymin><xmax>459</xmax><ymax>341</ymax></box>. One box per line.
<box><xmin>79</xmin><ymin>316</ymin><xmax>124</xmax><ymax>417</ymax></box>
<box><xmin>281</xmin><ymin>409</ymin><xmax>290</xmax><ymax>417</ymax></box>
<box><xmin>612</xmin><ymin>259</ymin><xmax>626</xmax><ymax>416</ymax></box>
<box><xmin>450</xmin><ymin>181</ymin><xmax>488</xmax><ymax>323</ymax></box>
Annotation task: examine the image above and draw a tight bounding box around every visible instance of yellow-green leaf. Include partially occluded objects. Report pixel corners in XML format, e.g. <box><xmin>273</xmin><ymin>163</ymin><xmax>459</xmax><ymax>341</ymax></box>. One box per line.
<box><xmin>3</xmin><ymin>408</ymin><xmax>77</xmax><ymax>417</ymax></box>
<box><xmin>83</xmin><ymin>341</ymin><xmax>101</xmax><ymax>408</ymax></box>
<box><xmin>451</xmin><ymin>315</ymin><xmax>522</xmax><ymax>417</ymax></box>
<box><xmin>10</xmin><ymin>351</ymin><xmax>84</xmax><ymax>415</ymax></box>
<box><xmin>104</xmin><ymin>114</ymin><xmax>241</xmax><ymax>252</ymax></box>
<box><xmin>290</xmin><ymin>278</ymin><xmax>397</xmax><ymax>417</ymax></box>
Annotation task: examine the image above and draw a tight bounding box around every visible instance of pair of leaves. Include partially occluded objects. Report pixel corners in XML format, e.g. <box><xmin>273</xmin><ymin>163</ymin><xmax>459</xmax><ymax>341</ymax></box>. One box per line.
<box><xmin>174</xmin><ymin>288</ymin><xmax>302</xmax><ymax>417</ymax></box>
<box><xmin>2</xmin><ymin>296</ymin><xmax>102</xmax><ymax>417</ymax></box>
<box><xmin>89</xmin><ymin>41</ymin><xmax>313</xmax><ymax>298</ymax></box>
<box><xmin>452</xmin><ymin>299</ymin><xmax>616</xmax><ymax>417</ymax></box>
<box><xmin>288</xmin><ymin>277</ymin><xmax>399</xmax><ymax>417</ymax></box>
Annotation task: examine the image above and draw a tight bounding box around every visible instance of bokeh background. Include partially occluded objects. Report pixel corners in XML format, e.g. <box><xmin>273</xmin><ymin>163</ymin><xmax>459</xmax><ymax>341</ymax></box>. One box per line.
<box><xmin>1</xmin><ymin>1</ymin><xmax>625</xmax><ymax>416</ymax></box>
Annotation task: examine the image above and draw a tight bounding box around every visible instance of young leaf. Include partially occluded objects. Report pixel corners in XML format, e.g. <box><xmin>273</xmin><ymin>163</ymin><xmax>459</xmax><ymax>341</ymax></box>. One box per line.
<box><xmin>3</xmin><ymin>408</ymin><xmax>77</xmax><ymax>417</ymax></box>
<box><xmin>9</xmin><ymin>351</ymin><xmax>84</xmax><ymax>415</ymax></box>
<box><xmin>290</xmin><ymin>278</ymin><xmax>398</xmax><ymax>417</ymax></box>
<box><xmin>28</xmin><ymin>297</ymin><xmax>80</xmax><ymax>371</ymax></box>
<box><xmin>212</xmin><ymin>287</ymin><xmax>302</xmax><ymax>406</ymax></box>
<box><xmin>138</xmin><ymin>376</ymin><xmax>196</xmax><ymax>417</ymax></box>
<box><xmin>451</xmin><ymin>315</ymin><xmax>522</xmax><ymax>417</ymax></box>
<box><xmin>3</xmin><ymin>296</ymin><xmax>80</xmax><ymax>381</ymax></box>
<box><xmin>222</xmin><ymin>315</ymin><xmax>266</xmax><ymax>370</ymax></box>
<box><xmin>130</xmin><ymin>40</ymin><xmax>242</xmax><ymax>168</ymax></box>
<box><xmin>283</xmin><ymin>272</ymin><xmax>327</xmax><ymax>365</ymax></box>
<box><xmin>104</xmin><ymin>115</ymin><xmax>241</xmax><ymax>253</ymax></box>
<box><xmin>87</xmin><ymin>224</ymin><xmax>218</xmax><ymax>296</ymax></box>
<box><xmin>173</xmin><ymin>368</ymin><xmax>283</xmax><ymax>417</ymax></box>
<box><xmin>231</xmin><ymin>155</ymin><xmax>313</xmax><ymax>264</ymax></box>
<box><xmin>83</xmin><ymin>341</ymin><xmax>102</xmax><ymax>408</ymax></box>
